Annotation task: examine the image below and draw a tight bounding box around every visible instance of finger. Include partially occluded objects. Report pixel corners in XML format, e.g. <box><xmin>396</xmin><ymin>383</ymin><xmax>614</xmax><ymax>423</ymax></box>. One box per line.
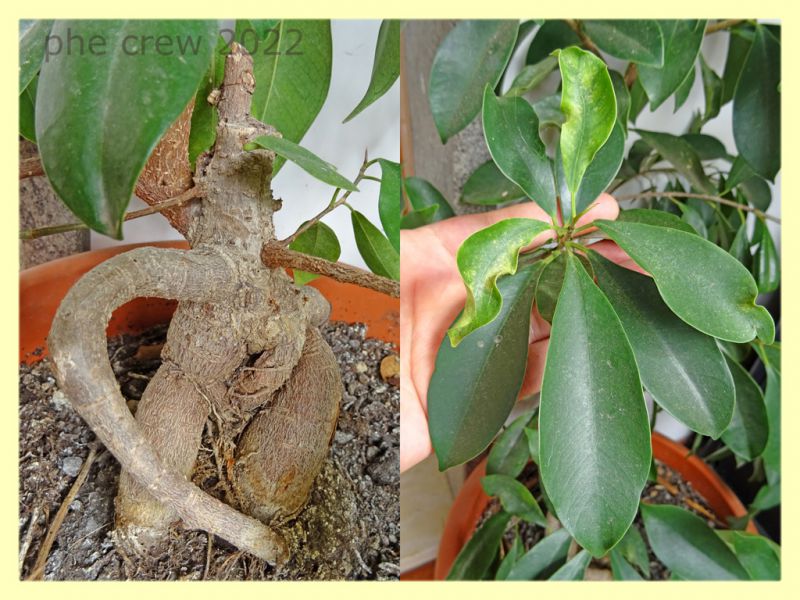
<box><xmin>519</xmin><ymin>337</ymin><xmax>549</xmax><ymax>399</ymax></box>
<box><xmin>400</xmin><ymin>382</ymin><xmax>433</xmax><ymax>473</ymax></box>
<box><xmin>574</xmin><ymin>192</ymin><xmax>620</xmax><ymax>232</ymax></box>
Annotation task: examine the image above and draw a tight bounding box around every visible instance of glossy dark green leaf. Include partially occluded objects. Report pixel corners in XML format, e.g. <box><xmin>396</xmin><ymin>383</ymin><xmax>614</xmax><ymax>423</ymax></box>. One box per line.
<box><xmin>683</xmin><ymin>133</ymin><xmax>729</xmax><ymax>161</ymax></box>
<box><xmin>250</xmin><ymin>20</ymin><xmax>332</xmax><ymax>172</ymax></box>
<box><xmin>461</xmin><ymin>160</ymin><xmax>526</xmax><ymax>206</ymax></box>
<box><xmin>717</xmin><ymin>530</ymin><xmax>780</xmax><ymax>580</ymax></box>
<box><xmin>351</xmin><ymin>210</ymin><xmax>399</xmax><ymax>280</ymax></box>
<box><xmin>19</xmin><ymin>77</ymin><xmax>37</xmax><ymax>143</ymax></box>
<box><xmin>19</xmin><ymin>20</ymin><xmax>53</xmax><ymax>93</ymax></box>
<box><xmin>249</xmin><ymin>135</ymin><xmax>357</xmax><ymax>191</ymax></box>
<box><xmin>539</xmin><ymin>254</ymin><xmax>650</xmax><ymax>557</ymax></box>
<box><xmin>448</xmin><ymin>219</ymin><xmax>551</xmax><ymax>346</ymax></box>
<box><xmin>288</xmin><ymin>221</ymin><xmax>341</xmax><ymax>285</ymax></box>
<box><xmin>430</xmin><ymin>265</ymin><xmax>541</xmax><ymax>470</ymax></box>
<box><xmin>610</xmin><ymin>70</ymin><xmax>631</xmax><ymax>133</ymax></box>
<box><xmin>495</xmin><ymin>532</ymin><xmax>524</xmax><ymax>580</ymax></box>
<box><xmin>505</xmin><ymin>55</ymin><xmax>558</xmax><ymax>97</ymax></box>
<box><xmin>482</xmin><ymin>88</ymin><xmax>556</xmax><ymax>216</ymax></box>
<box><xmin>506</xmin><ymin>528</ymin><xmax>572</xmax><ymax>580</ymax></box>
<box><xmin>610</xmin><ymin>549</ymin><xmax>644</xmax><ymax>580</ymax></box>
<box><xmin>616</xmin><ymin>208</ymin><xmax>697</xmax><ymax>234</ymax></box>
<box><xmin>589</xmin><ymin>252</ymin><xmax>735</xmax><ymax>437</ymax></box>
<box><xmin>447</xmin><ymin>512</ymin><xmax>511</xmax><ymax>580</ymax></box>
<box><xmin>377</xmin><ymin>159</ymin><xmax>401</xmax><ymax>251</ymax></box>
<box><xmin>549</xmin><ymin>549</ymin><xmax>590</xmax><ymax>580</ymax></box>
<box><xmin>558</xmin><ymin>46</ymin><xmax>616</xmax><ymax>208</ymax></box>
<box><xmin>583</xmin><ymin>20</ymin><xmax>664</xmax><ymax>66</ymax></box>
<box><xmin>751</xmin><ymin>482</ymin><xmax>780</xmax><ymax>512</ymax></box>
<box><xmin>345</xmin><ymin>20</ymin><xmax>400</xmax><ymax>122</ymax></box>
<box><xmin>721</xmin><ymin>356</ymin><xmax>768</xmax><ymax>461</ymax></box>
<box><xmin>680</xmin><ymin>203</ymin><xmax>708</xmax><ymax>238</ymax></box>
<box><xmin>755</xmin><ymin>224</ymin><xmax>780</xmax><ymax>293</ymax></box>
<box><xmin>700</xmin><ymin>55</ymin><xmax>723</xmax><ymax>122</ymax></box>
<box><xmin>616</xmin><ymin>525</ymin><xmax>650</xmax><ymax>575</ymax></box>
<box><xmin>534</xmin><ymin>252</ymin><xmax>567</xmax><ymax>323</ymax></box>
<box><xmin>188</xmin><ymin>35</ymin><xmax>227</xmax><ymax>166</ymax></box>
<box><xmin>429</xmin><ymin>20</ymin><xmax>518</xmax><ymax>143</ymax></box>
<box><xmin>526</xmin><ymin>21</ymin><xmax>580</xmax><ymax>65</ymax></box>
<box><xmin>761</xmin><ymin>360</ymin><xmax>780</xmax><ymax>485</ymax></box>
<box><xmin>400</xmin><ymin>206</ymin><xmax>438</xmax><ymax>229</ymax></box>
<box><xmin>635</xmin><ymin>129</ymin><xmax>716</xmax><ymax>194</ymax></box>
<box><xmin>641</xmin><ymin>503</ymin><xmax>749</xmax><ymax>580</ymax></box>
<box><xmin>595</xmin><ymin>220</ymin><xmax>775</xmax><ymax>344</ymax></box>
<box><xmin>728</xmin><ymin>223</ymin><xmax>752</xmax><ymax>269</ymax></box>
<box><xmin>404</xmin><ymin>176</ymin><xmax>455</xmax><ymax>220</ymax></box>
<box><xmin>638</xmin><ymin>20</ymin><xmax>706</xmax><ymax>110</ymax></box>
<box><xmin>573</xmin><ymin>121</ymin><xmax>625</xmax><ymax>214</ymax></box>
<box><xmin>532</xmin><ymin>94</ymin><xmax>565</xmax><ymax>131</ymax></box>
<box><xmin>733</xmin><ymin>25</ymin><xmax>781</xmax><ymax>180</ymax></box>
<box><xmin>36</xmin><ymin>20</ymin><xmax>217</xmax><ymax>238</ymax></box>
<box><xmin>482</xmin><ymin>475</ymin><xmax>547</xmax><ymax>526</ymax></box>
<box><xmin>673</xmin><ymin>64</ymin><xmax>695</xmax><ymax>111</ymax></box>
<box><xmin>524</xmin><ymin>427</ymin><xmax>539</xmax><ymax>465</ymax></box>
<box><xmin>234</xmin><ymin>19</ymin><xmax>280</xmax><ymax>49</ymax></box>
<box><xmin>486</xmin><ymin>411</ymin><xmax>534</xmax><ymax>478</ymax></box>
<box><xmin>722</xmin><ymin>29</ymin><xmax>752</xmax><ymax>105</ymax></box>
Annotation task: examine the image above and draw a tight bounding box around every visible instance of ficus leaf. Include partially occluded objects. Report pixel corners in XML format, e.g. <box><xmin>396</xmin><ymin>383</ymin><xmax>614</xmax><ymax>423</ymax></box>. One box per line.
<box><xmin>19</xmin><ymin>20</ymin><xmax>53</xmax><ymax>93</ymax></box>
<box><xmin>36</xmin><ymin>20</ymin><xmax>217</xmax><ymax>238</ymax></box>
<box><xmin>595</xmin><ymin>220</ymin><xmax>775</xmax><ymax>344</ymax></box>
<box><xmin>700</xmin><ymin>54</ymin><xmax>723</xmax><ymax>123</ymax></box>
<box><xmin>288</xmin><ymin>222</ymin><xmax>341</xmax><ymax>285</ymax></box>
<box><xmin>495</xmin><ymin>532</ymin><xmax>524</xmax><ymax>580</ymax></box>
<box><xmin>557</xmin><ymin>46</ymin><xmax>616</xmax><ymax>210</ymax></box>
<box><xmin>429</xmin><ymin>20</ymin><xmax>518</xmax><ymax>143</ymax></box>
<box><xmin>589</xmin><ymin>252</ymin><xmax>735</xmax><ymax>438</ymax></box>
<box><xmin>721</xmin><ymin>28</ymin><xmax>752</xmax><ymax>105</ymax></box>
<box><xmin>504</xmin><ymin>55</ymin><xmax>558</xmax><ymax>97</ymax></box>
<box><xmin>616</xmin><ymin>207</ymin><xmax>698</xmax><ymax>234</ymax></box>
<box><xmin>350</xmin><ymin>210</ymin><xmax>399</xmax><ymax>280</ymax></box>
<box><xmin>760</xmin><ymin>358</ymin><xmax>781</xmax><ymax>485</ymax></box>
<box><xmin>721</xmin><ymin>356</ymin><xmax>768</xmax><ymax>461</ymax></box>
<box><xmin>610</xmin><ymin>70</ymin><xmax>631</xmax><ymax>134</ymax></box>
<box><xmin>610</xmin><ymin>549</ymin><xmax>644</xmax><ymax>580</ymax></box>
<box><xmin>616</xmin><ymin>525</ymin><xmax>650</xmax><ymax>576</ymax></box>
<box><xmin>446</xmin><ymin>511</ymin><xmax>511</xmax><ymax>580</ymax></box>
<box><xmin>582</xmin><ymin>20</ymin><xmax>665</xmax><ymax>66</ymax></box>
<box><xmin>635</xmin><ymin>129</ymin><xmax>716</xmax><ymax>195</ymax></box>
<box><xmin>19</xmin><ymin>76</ymin><xmax>37</xmax><ymax>143</ymax></box>
<box><xmin>344</xmin><ymin>20</ymin><xmax>400</xmax><ymax>122</ymax></box>
<box><xmin>400</xmin><ymin>205</ymin><xmax>438</xmax><ymax>229</ymax></box>
<box><xmin>526</xmin><ymin>20</ymin><xmax>580</xmax><ymax>65</ymax></box>
<box><xmin>486</xmin><ymin>411</ymin><xmax>535</xmax><ymax>478</ymax></box>
<box><xmin>505</xmin><ymin>528</ymin><xmax>572</xmax><ymax>580</ymax></box>
<box><xmin>549</xmin><ymin>550</ymin><xmax>590</xmax><ymax>580</ymax></box>
<box><xmin>378</xmin><ymin>159</ymin><xmax>401</xmax><ymax>252</ymax></box>
<box><xmin>640</xmin><ymin>503</ymin><xmax>749</xmax><ymax>580</ymax></box>
<box><xmin>404</xmin><ymin>176</ymin><xmax>455</xmax><ymax>221</ymax></box>
<box><xmin>683</xmin><ymin>133</ymin><xmax>730</xmax><ymax>161</ymax></box>
<box><xmin>460</xmin><ymin>160</ymin><xmax>526</xmax><ymax>206</ymax></box>
<box><xmin>482</xmin><ymin>87</ymin><xmax>556</xmax><ymax>216</ymax></box>
<box><xmin>188</xmin><ymin>35</ymin><xmax>228</xmax><ymax>167</ymax></box>
<box><xmin>716</xmin><ymin>530</ymin><xmax>780</xmax><ymax>580</ymax></box>
<box><xmin>448</xmin><ymin>218</ymin><xmax>551</xmax><ymax>346</ymax></box>
<box><xmin>673</xmin><ymin>64</ymin><xmax>695</xmax><ymax>112</ymax></box>
<box><xmin>429</xmin><ymin>264</ymin><xmax>541</xmax><ymax>470</ymax></box>
<box><xmin>481</xmin><ymin>474</ymin><xmax>547</xmax><ymax>526</ymax></box>
<box><xmin>539</xmin><ymin>253</ymin><xmax>650</xmax><ymax>557</ymax></box>
<box><xmin>755</xmin><ymin>223</ymin><xmax>780</xmax><ymax>293</ymax></box>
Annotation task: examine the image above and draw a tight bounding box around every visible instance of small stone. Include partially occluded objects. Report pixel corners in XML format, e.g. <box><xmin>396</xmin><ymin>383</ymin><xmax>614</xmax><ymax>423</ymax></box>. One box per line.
<box><xmin>366</xmin><ymin>449</ymin><xmax>399</xmax><ymax>485</ymax></box>
<box><xmin>379</xmin><ymin>355</ymin><xmax>399</xmax><ymax>386</ymax></box>
<box><xmin>50</xmin><ymin>390</ymin><xmax>71</xmax><ymax>410</ymax></box>
<box><xmin>334</xmin><ymin>431</ymin><xmax>354</xmax><ymax>445</ymax></box>
<box><xmin>354</xmin><ymin>362</ymin><xmax>368</xmax><ymax>374</ymax></box>
<box><xmin>61</xmin><ymin>456</ymin><xmax>83</xmax><ymax>478</ymax></box>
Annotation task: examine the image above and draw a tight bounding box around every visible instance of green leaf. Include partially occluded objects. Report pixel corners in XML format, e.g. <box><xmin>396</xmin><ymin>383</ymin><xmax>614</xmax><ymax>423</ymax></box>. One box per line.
<box><xmin>589</xmin><ymin>252</ymin><xmax>735</xmax><ymax>438</ymax></box>
<box><xmin>573</xmin><ymin>121</ymin><xmax>625</xmax><ymax>214</ymax></box>
<box><xmin>683</xmin><ymin>133</ymin><xmax>729</xmax><ymax>161</ymax></box>
<box><xmin>526</xmin><ymin>21</ymin><xmax>580</xmax><ymax>65</ymax></box>
<box><xmin>345</xmin><ymin>20</ymin><xmax>400</xmax><ymax>122</ymax></box>
<box><xmin>610</xmin><ymin>549</ymin><xmax>644</xmax><ymax>580</ymax></box>
<box><xmin>481</xmin><ymin>475</ymin><xmax>547</xmax><ymax>526</ymax></box>
<box><xmin>595</xmin><ymin>220</ymin><xmax>775</xmax><ymax>344</ymax></box>
<box><xmin>733</xmin><ymin>25</ymin><xmax>781</xmax><ymax>180</ymax></box>
<box><xmin>429</xmin><ymin>20</ymin><xmax>518</xmax><ymax>143</ymax></box>
<box><xmin>721</xmin><ymin>356</ymin><xmax>768</xmax><ymax>461</ymax></box>
<box><xmin>716</xmin><ymin>531</ymin><xmax>780</xmax><ymax>580</ymax></box>
<box><xmin>680</xmin><ymin>203</ymin><xmax>708</xmax><ymax>238</ymax></box>
<box><xmin>506</xmin><ymin>528</ymin><xmax>572</xmax><ymax>580</ymax></box>
<box><xmin>250</xmin><ymin>20</ymin><xmax>332</xmax><ymax>173</ymax></box>
<box><xmin>583</xmin><ymin>20</ymin><xmax>664</xmax><ymax>66</ymax></box>
<box><xmin>751</xmin><ymin>482</ymin><xmax>780</xmax><ymax>512</ymax></box>
<box><xmin>549</xmin><ymin>549</ymin><xmax>590</xmax><ymax>580</ymax></box>
<box><xmin>557</xmin><ymin>46</ymin><xmax>617</xmax><ymax>210</ymax></box>
<box><xmin>486</xmin><ymin>411</ymin><xmax>534</xmax><ymax>478</ymax></box>
<box><xmin>504</xmin><ymin>55</ymin><xmax>558</xmax><ymax>97</ymax></box>
<box><xmin>722</xmin><ymin>29</ymin><xmax>752</xmax><ymax>105</ymax></box>
<box><xmin>234</xmin><ymin>19</ymin><xmax>280</xmax><ymax>48</ymax></box>
<box><xmin>532</xmin><ymin>94</ymin><xmax>565</xmax><ymax>131</ymax></box>
<box><xmin>728</xmin><ymin>223</ymin><xmax>752</xmax><ymax>269</ymax></box>
<box><xmin>628</xmin><ymin>78</ymin><xmax>648</xmax><ymax>124</ymax></box>
<box><xmin>616</xmin><ymin>525</ymin><xmax>650</xmax><ymax>576</ymax></box>
<box><xmin>448</xmin><ymin>218</ymin><xmax>551</xmax><ymax>346</ymax></box>
<box><xmin>36</xmin><ymin>20</ymin><xmax>217</xmax><ymax>238</ymax></box>
<box><xmin>404</xmin><ymin>176</ymin><xmax>455</xmax><ymax>220</ymax></box>
<box><xmin>400</xmin><ymin>206</ymin><xmax>438</xmax><ymax>229</ymax></box>
<box><xmin>429</xmin><ymin>265</ymin><xmax>541</xmax><ymax>470</ymax></box>
<box><xmin>188</xmin><ymin>35</ymin><xmax>227</xmax><ymax>166</ymax></box>
<box><xmin>524</xmin><ymin>427</ymin><xmax>539</xmax><ymax>465</ymax></box>
<box><xmin>482</xmin><ymin>88</ymin><xmax>556</xmax><ymax>216</ymax></box>
<box><xmin>19</xmin><ymin>20</ymin><xmax>53</xmax><ymax>93</ymax></box>
<box><xmin>288</xmin><ymin>222</ymin><xmax>341</xmax><ymax>285</ymax></box>
<box><xmin>755</xmin><ymin>224</ymin><xmax>780</xmax><ymax>293</ymax></box>
<box><xmin>673</xmin><ymin>64</ymin><xmax>695</xmax><ymax>111</ymax></box>
<box><xmin>635</xmin><ymin>129</ymin><xmax>716</xmax><ymax>195</ymax></box>
<box><xmin>761</xmin><ymin>362</ymin><xmax>780</xmax><ymax>485</ymax></box>
<box><xmin>700</xmin><ymin>54</ymin><xmax>723</xmax><ymax>122</ymax></box>
<box><xmin>378</xmin><ymin>159</ymin><xmax>401</xmax><ymax>252</ymax></box>
<box><xmin>460</xmin><ymin>160</ymin><xmax>526</xmax><ymax>206</ymax></box>
<box><xmin>534</xmin><ymin>252</ymin><xmax>567</xmax><ymax>323</ymax></box>
<box><xmin>641</xmin><ymin>503</ymin><xmax>749</xmax><ymax>580</ymax></box>
<box><xmin>539</xmin><ymin>254</ymin><xmax>650</xmax><ymax>557</ymax></box>
<box><xmin>638</xmin><ymin>20</ymin><xmax>706</xmax><ymax>110</ymax></box>
<box><xmin>447</xmin><ymin>512</ymin><xmax>511</xmax><ymax>580</ymax></box>
<box><xmin>19</xmin><ymin>76</ymin><xmax>37</xmax><ymax>143</ymax></box>
<box><xmin>249</xmin><ymin>135</ymin><xmax>358</xmax><ymax>191</ymax></box>
<box><xmin>350</xmin><ymin>210</ymin><xmax>399</xmax><ymax>281</ymax></box>
<box><xmin>616</xmin><ymin>207</ymin><xmax>697</xmax><ymax>234</ymax></box>
<box><xmin>495</xmin><ymin>532</ymin><xmax>524</xmax><ymax>580</ymax></box>
<box><xmin>610</xmin><ymin>70</ymin><xmax>631</xmax><ymax>134</ymax></box>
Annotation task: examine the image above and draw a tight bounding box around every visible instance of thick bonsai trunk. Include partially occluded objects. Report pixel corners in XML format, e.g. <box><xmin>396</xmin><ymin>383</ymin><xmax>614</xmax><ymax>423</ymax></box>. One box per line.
<box><xmin>47</xmin><ymin>44</ymin><xmax>341</xmax><ymax>564</ymax></box>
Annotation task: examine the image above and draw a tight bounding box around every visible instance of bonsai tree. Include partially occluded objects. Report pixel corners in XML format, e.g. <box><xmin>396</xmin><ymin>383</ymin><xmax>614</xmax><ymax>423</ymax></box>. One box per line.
<box><xmin>407</xmin><ymin>19</ymin><xmax>780</xmax><ymax>580</ymax></box>
<box><xmin>19</xmin><ymin>19</ymin><xmax>400</xmax><ymax>564</ymax></box>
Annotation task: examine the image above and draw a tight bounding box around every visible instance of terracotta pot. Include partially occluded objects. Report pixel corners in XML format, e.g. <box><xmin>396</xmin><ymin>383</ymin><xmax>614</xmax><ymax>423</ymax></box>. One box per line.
<box><xmin>20</xmin><ymin>241</ymin><xmax>399</xmax><ymax>364</ymax></box>
<box><xmin>434</xmin><ymin>432</ymin><xmax>756</xmax><ymax>580</ymax></box>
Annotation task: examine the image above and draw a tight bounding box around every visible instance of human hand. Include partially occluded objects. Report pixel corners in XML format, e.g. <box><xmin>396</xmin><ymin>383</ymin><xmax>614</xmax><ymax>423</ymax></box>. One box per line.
<box><xmin>399</xmin><ymin>193</ymin><xmax>632</xmax><ymax>473</ymax></box>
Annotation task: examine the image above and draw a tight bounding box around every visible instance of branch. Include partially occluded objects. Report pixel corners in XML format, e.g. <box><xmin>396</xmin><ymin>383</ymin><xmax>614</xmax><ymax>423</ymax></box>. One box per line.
<box><xmin>20</xmin><ymin>156</ymin><xmax>44</xmax><ymax>179</ymax></box>
<box><xmin>624</xmin><ymin>62</ymin><xmax>638</xmax><ymax>89</ymax></box>
<box><xmin>706</xmin><ymin>19</ymin><xmax>747</xmax><ymax>34</ymax></box>
<box><xmin>261</xmin><ymin>243</ymin><xmax>399</xmax><ymax>298</ymax></box>
<box><xmin>615</xmin><ymin>191</ymin><xmax>781</xmax><ymax>224</ymax></box>
<box><xmin>565</xmin><ymin>20</ymin><xmax>603</xmax><ymax>58</ymax></box>
<box><xmin>20</xmin><ymin>186</ymin><xmax>203</xmax><ymax>240</ymax></box>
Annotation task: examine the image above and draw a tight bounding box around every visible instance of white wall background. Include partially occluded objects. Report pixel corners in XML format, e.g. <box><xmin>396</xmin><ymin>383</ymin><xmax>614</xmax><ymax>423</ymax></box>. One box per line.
<box><xmin>92</xmin><ymin>20</ymin><xmax>400</xmax><ymax>271</ymax></box>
